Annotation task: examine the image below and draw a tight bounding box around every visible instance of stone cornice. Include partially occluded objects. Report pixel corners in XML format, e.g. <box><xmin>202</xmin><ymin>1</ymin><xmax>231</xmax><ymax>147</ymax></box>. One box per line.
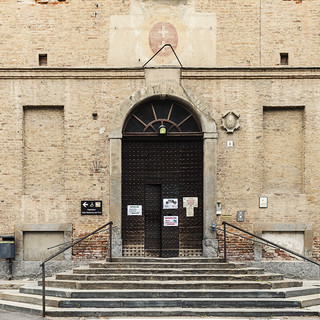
<box><xmin>1</xmin><ymin>67</ymin><xmax>320</xmax><ymax>79</ymax></box>
<box><xmin>181</xmin><ymin>67</ymin><xmax>320</xmax><ymax>80</ymax></box>
<box><xmin>0</xmin><ymin>68</ymin><xmax>145</xmax><ymax>80</ymax></box>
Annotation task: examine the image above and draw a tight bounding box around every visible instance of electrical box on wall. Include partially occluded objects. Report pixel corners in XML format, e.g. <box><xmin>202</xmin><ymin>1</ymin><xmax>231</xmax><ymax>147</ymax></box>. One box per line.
<box><xmin>237</xmin><ymin>211</ymin><xmax>245</xmax><ymax>222</ymax></box>
<box><xmin>216</xmin><ymin>202</ymin><xmax>221</xmax><ymax>215</ymax></box>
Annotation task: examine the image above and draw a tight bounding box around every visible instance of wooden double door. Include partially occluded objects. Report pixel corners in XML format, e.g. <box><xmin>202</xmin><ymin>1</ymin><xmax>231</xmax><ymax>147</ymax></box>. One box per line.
<box><xmin>122</xmin><ymin>139</ymin><xmax>203</xmax><ymax>257</ymax></box>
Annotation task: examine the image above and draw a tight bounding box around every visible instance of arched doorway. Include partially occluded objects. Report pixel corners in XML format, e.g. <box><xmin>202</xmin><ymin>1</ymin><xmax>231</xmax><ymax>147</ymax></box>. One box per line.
<box><xmin>121</xmin><ymin>98</ymin><xmax>203</xmax><ymax>257</ymax></box>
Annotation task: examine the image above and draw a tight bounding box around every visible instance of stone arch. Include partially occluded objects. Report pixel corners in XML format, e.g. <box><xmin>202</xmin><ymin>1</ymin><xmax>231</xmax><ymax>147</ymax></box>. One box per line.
<box><xmin>109</xmin><ymin>84</ymin><xmax>217</xmax><ymax>137</ymax></box>
<box><xmin>109</xmin><ymin>84</ymin><xmax>218</xmax><ymax>257</ymax></box>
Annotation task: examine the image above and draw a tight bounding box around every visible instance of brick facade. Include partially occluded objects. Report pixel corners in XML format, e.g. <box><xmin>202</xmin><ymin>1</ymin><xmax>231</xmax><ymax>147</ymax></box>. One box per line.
<box><xmin>0</xmin><ymin>1</ymin><xmax>320</xmax><ymax>275</ymax></box>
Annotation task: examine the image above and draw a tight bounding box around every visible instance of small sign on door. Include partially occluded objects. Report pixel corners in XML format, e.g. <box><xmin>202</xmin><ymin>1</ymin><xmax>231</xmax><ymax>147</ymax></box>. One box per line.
<box><xmin>164</xmin><ymin>216</ymin><xmax>178</xmax><ymax>227</ymax></box>
<box><xmin>163</xmin><ymin>198</ymin><xmax>178</xmax><ymax>209</ymax></box>
<box><xmin>183</xmin><ymin>197</ymin><xmax>198</xmax><ymax>217</ymax></box>
<box><xmin>127</xmin><ymin>205</ymin><xmax>142</xmax><ymax>216</ymax></box>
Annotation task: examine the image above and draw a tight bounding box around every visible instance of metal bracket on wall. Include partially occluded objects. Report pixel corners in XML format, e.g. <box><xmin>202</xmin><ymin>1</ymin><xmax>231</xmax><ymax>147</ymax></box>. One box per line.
<box><xmin>142</xmin><ymin>44</ymin><xmax>183</xmax><ymax>68</ymax></box>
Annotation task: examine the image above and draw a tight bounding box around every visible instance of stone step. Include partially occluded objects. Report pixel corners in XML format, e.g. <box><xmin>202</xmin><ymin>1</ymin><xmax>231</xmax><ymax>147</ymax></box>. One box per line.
<box><xmin>0</xmin><ymin>291</ymin><xmax>59</xmax><ymax>307</ymax></box>
<box><xmin>271</xmin><ymin>280</ymin><xmax>303</xmax><ymax>289</ymax></box>
<box><xmin>43</xmin><ymin>307</ymin><xmax>320</xmax><ymax>317</ymax></box>
<box><xmin>73</xmin><ymin>267</ymin><xmax>264</xmax><ymax>275</ymax></box>
<box><xmin>55</xmin><ymin>273</ymin><xmax>285</xmax><ymax>282</ymax></box>
<box><xmin>0</xmin><ymin>258</ymin><xmax>318</xmax><ymax>318</ymax></box>
<box><xmin>285</xmin><ymin>286</ymin><xmax>320</xmax><ymax>298</ymax></box>
<box><xmin>40</xmin><ymin>279</ymin><xmax>302</xmax><ymax>290</ymax></box>
<box><xmin>0</xmin><ymin>291</ymin><xmax>307</xmax><ymax>309</ymax></box>
<box><xmin>89</xmin><ymin>262</ymin><xmax>246</xmax><ymax>269</ymax></box>
<box><xmin>288</xmin><ymin>293</ymin><xmax>320</xmax><ymax>308</ymax></box>
<box><xmin>109</xmin><ymin>257</ymin><xmax>224</xmax><ymax>263</ymax></box>
<box><xmin>0</xmin><ymin>300</ymin><xmax>317</xmax><ymax>318</ymax></box>
<box><xmin>20</xmin><ymin>285</ymin><xmax>320</xmax><ymax>300</ymax></box>
<box><xmin>57</xmin><ymin>297</ymin><xmax>302</xmax><ymax>309</ymax></box>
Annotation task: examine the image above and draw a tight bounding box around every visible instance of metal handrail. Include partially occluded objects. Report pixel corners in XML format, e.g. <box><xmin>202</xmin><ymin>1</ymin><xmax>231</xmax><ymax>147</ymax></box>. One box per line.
<box><xmin>40</xmin><ymin>221</ymin><xmax>113</xmax><ymax>317</ymax></box>
<box><xmin>217</xmin><ymin>221</ymin><xmax>320</xmax><ymax>267</ymax></box>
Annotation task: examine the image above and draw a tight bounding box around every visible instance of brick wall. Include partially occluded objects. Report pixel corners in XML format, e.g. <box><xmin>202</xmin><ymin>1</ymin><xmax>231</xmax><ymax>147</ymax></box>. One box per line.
<box><xmin>0</xmin><ymin>0</ymin><xmax>319</xmax><ymax>67</ymax></box>
<box><xmin>72</xmin><ymin>232</ymin><xmax>109</xmax><ymax>261</ymax></box>
<box><xmin>0</xmin><ymin>2</ymin><xmax>320</xmax><ymax>265</ymax></box>
<box><xmin>217</xmin><ymin>230</ymin><xmax>255</xmax><ymax>261</ymax></box>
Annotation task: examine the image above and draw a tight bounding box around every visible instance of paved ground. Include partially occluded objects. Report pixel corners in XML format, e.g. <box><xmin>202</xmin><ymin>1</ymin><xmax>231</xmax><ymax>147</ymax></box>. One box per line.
<box><xmin>0</xmin><ymin>312</ymin><xmax>319</xmax><ymax>320</ymax></box>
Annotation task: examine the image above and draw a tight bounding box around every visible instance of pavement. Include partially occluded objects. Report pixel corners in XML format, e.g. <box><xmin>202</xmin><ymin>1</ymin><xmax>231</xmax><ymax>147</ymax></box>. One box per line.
<box><xmin>0</xmin><ymin>313</ymin><xmax>319</xmax><ymax>320</ymax></box>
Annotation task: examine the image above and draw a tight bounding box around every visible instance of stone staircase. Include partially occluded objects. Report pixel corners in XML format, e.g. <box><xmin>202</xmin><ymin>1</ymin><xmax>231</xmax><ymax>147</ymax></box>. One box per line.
<box><xmin>0</xmin><ymin>257</ymin><xmax>319</xmax><ymax>317</ymax></box>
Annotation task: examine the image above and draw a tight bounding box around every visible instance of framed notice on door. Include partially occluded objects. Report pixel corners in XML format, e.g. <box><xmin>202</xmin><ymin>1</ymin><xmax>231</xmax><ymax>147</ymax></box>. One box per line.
<box><xmin>127</xmin><ymin>205</ymin><xmax>142</xmax><ymax>216</ymax></box>
<box><xmin>164</xmin><ymin>216</ymin><xmax>178</xmax><ymax>227</ymax></box>
<box><xmin>163</xmin><ymin>198</ymin><xmax>178</xmax><ymax>209</ymax></box>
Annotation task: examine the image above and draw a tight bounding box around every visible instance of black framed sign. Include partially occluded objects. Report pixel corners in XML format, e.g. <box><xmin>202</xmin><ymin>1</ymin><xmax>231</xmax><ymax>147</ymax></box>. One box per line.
<box><xmin>81</xmin><ymin>201</ymin><xmax>102</xmax><ymax>215</ymax></box>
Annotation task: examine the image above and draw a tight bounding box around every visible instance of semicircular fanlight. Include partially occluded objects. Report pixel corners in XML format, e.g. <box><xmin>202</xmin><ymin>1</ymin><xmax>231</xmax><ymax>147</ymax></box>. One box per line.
<box><xmin>123</xmin><ymin>99</ymin><xmax>201</xmax><ymax>135</ymax></box>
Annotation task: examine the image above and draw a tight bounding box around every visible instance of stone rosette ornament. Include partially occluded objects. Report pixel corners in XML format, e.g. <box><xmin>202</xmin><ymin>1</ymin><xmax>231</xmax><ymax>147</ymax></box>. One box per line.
<box><xmin>221</xmin><ymin>111</ymin><xmax>240</xmax><ymax>133</ymax></box>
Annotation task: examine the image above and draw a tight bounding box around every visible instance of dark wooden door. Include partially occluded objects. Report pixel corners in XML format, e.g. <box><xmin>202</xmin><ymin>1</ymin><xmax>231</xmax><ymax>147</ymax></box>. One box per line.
<box><xmin>122</xmin><ymin>139</ymin><xmax>203</xmax><ymax>257</ymax></box>
<box><xmin>145</xmin><ymin>184</ymin><xmax>161</xmax><ymax>257</ymax></box>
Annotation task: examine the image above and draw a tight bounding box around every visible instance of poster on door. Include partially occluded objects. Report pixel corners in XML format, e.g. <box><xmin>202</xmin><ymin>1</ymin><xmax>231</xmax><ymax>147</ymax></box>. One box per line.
<box><xmin>163</xmin><ymin>216</ymin><xmax>178</xmax><ymax>227</ymax></box>
<box><xmin>163</xmin><ymin>198</ymin><xmax>178</xmax><ymax>209</ymax></box>
<box><xmin>183</xmin><ymin>197</ymin><xmax>198</xmax><ymax>217</ymax></box>
<box><xmin>127</xmin><ymin>205</ymin><xmax>142</xmax><ymax>216</ymax></box>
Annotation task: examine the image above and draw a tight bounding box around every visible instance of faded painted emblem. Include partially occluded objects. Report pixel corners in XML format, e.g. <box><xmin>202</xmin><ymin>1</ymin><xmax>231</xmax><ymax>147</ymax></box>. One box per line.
<box><xmin>149</xmin><ymin>22</ymin><xmax>178</xmax><ymax>56</ymax></box>
<box><xmin>221</xmin><ymin>111</ymin><xmax>240</xmax><ymax>133</ymax></box>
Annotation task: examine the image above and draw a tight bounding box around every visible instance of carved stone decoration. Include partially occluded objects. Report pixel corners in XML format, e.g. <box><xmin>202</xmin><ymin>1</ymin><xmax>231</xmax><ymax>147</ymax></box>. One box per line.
<box><xmin>221</xmin><ymin>111</ymin><xmax>240</xmax><ymax>133</ymax></box>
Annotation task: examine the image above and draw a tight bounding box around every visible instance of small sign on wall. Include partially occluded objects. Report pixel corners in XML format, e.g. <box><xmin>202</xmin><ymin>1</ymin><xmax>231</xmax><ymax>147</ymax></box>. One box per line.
<box><xmin>259</xmin><ymin>197</ymin><xmax>268</xmax><ymax>208</ymax></box>
<box><xmin>164</xmin><ymin>216</ymin><xmax>178</xmax><ymax>227</ymax></box>
<box><xmin>81</xmin><ymin>201</ymin><xmax>102</xmax><ymax>215</ymax></box>
<box><xmin>127</xmin><ymin>205</ymin><xmax>142</xmax><ymax>216</ymax></box>
<box><xmin>163</xmin><ymin>198</ymin><xmax>178</xmax><ymax>209</ymax></box>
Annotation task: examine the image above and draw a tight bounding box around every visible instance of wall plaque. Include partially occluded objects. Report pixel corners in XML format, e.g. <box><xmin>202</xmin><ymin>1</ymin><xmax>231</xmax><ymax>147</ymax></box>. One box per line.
<box><xmin>221</xmin><ymin>111</ymin><xmax>240</xmax><ymax>133</ymax></box>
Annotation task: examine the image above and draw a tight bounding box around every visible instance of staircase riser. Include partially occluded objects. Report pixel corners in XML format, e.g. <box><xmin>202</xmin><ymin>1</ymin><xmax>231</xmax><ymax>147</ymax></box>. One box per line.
<box><xmin>41</xmin><ymin>282</ymin><xmax>273</xmax><ymax>290</ymax></box>
<box><xmin>301</xmin><ymin>298</ymin><xmax>320</xmax><ymax>308</ymax></box>
<box><xmin>58</xmin><ymin>300</ymin><xmax>301</xmax><ymax>309</ymax></box>
<box><xmin>285</xmin><ymin>287</ymin><xmax>320</xmax><ymax>297</ymax></box>
<box><xmin>110</xmin><ymin>258</ymin><xmax>224</xmax><ymax>263</ymax></box>
<box><xmin>73</xmin><ymin>268</ymin><xmax>262</xmax><ymax>275</ymax></box>
<box><xmin>272</xmin><ymin>282</ymin><xmax>302</xmax><ymax>289</ymax></box>
<box><xmin>56</xmin><ymin>274</ymin><xmax>284</xmax><ymax>282</ymax></box>
<box><xmin>46</xmin><ymin>310</ymin><xmax>320</xmax><ymax>317</ymax></box>
<box><xmin>89</xmin><ymin>263</ymin><xmax>241</xmax><ymax>269</ymax></box>
<box><xmin>20</xmin><ymin>287</ymin><xmax>286</xmax><ymax>299</ymax></box>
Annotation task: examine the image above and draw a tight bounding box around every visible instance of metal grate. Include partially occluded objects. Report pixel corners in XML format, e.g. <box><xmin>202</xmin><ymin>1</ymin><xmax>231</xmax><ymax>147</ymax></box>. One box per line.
<box><xmin>123</xmin><ymin>99</ymin><xmax>201</xmax><ymax>136</ymax></box>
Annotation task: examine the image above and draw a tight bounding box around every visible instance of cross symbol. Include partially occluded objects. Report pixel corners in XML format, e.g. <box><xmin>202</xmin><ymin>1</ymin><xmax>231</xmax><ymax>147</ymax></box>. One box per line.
<box><xmin>158</xmin><ymin>25</ymin><xmax>169</xmax><ymax>38</ymax></box>
<box><xmin>149</xmin><ymin>22</ymin><xmax>178</xmax><ymax>56</ymax></box>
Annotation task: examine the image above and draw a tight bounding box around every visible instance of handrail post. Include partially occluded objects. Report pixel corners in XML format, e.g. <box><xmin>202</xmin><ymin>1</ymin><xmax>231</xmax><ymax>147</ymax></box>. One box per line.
<box><xmin>221</xmin><ymin>221</ymin><xmax>320</xmax><ymax>268</ymax></box>
<box><xmin>40</xmin><ymin>221</ymin><xmax>113</xmax><ymax>316</ymax></box>
<box><xmin>223</xmin><ymin>223</ymin><xmax>227</xmax><ymax>263</ymax></box>
<box><xmin>42</xmin><ymin>263</ymin><xmax>46</xmax><ymax>317</ymax></box>
<box><xmin>108</xmin><ymin>223</ymin><xmax>112</xmax><ymax>262</ymax></box>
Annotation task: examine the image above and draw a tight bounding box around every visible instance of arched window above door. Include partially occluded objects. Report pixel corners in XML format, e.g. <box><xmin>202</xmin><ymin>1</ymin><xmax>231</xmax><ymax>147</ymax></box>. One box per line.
<box><xmin>123</xmin><ymin>99</ymin><xmax>202</xmax><ymax>136</ymax></box>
